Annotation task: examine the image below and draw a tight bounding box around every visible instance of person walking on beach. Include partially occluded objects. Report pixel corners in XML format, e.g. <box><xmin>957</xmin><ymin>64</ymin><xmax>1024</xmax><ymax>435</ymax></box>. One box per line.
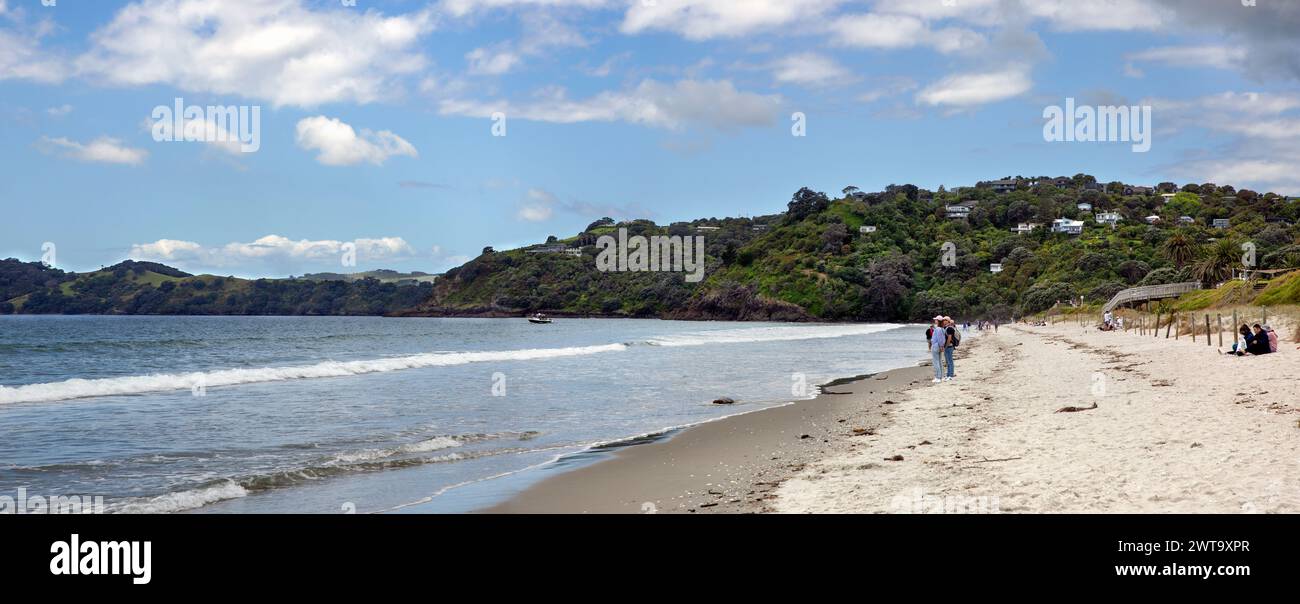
<box><xmin>942</xmin><ymin>317</ymin><xmax>957</xmax><ymax>381</ymax></box>
<box><xmin>929</xmin><ymin>316</ymin><xmax>947</xmax><ymax>383</ymax></box>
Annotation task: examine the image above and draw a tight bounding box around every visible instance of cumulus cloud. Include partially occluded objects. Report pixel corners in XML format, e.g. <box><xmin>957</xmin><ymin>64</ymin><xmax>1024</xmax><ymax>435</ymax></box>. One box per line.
<box><xmin>75</xmin><ymin>0</ymin><xmax>436</xmax><ymax>108</ymax></box>
<box><xmin>1146</xmin><ymin>91</ymin><xmax>1300</xmax><ymax>194</ymax></box>
<box><xmin>621</xmin><ymin>0</ymin><xmax>846</xmax><ymax>40</ymax></box>
<box><xmin>1125</xmin><ymin>45</ymin><xmax>1248</xmax><ymax>73</ymax></box>
<box><xmin>769</xmin><ymin>52</ymin><xmax>852</xmax><ymax>88</ymax></box>
<box><xmin>915</xmin><ymin>68</ymin><xmax>1032</xmax><ymax>108</ymax></box>
<box><xmin>295</xmin><ymin>116</ymin><xmax>418</xmax><ymax>166</ymax></box>
<box><xmin>0</xmin><ymin>5</ymin><xmax>68</xmax><ymax>83</ymax></box>
<box><xmin>829</xmin><ymin>13</ymin><xmax>984</xmax><ymax>54</ymax></box>
<box><xmin>129</xmin><ymin>235</ymin><xmax>418</xmax><ymax>271</ymax></box>
<box><xmin>439</xmin><ymin>78</ymin><xmax>782</xmax><ymax>131</ymax></box>
<box><xmin>38</xmin><ymin>136</ymin><xmax>148</xmax><ymax>165</ymax></box>
<box><xmin>465</xmin><ymin>13</ymin><xmax>587</xmax><ymax>76</ymax></box>
<box><xmin>517</xmin><ymin>189</ymin><xmax>556</xmax><ymax>222</ymax></box>
<box><xmin>440</xmin><ymin>0</ymin><xmax>611</xmax><ymax>18</ymax></box>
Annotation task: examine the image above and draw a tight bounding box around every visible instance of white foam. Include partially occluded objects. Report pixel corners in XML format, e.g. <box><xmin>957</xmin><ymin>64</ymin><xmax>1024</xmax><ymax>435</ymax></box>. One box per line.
<box><xmin>0</xmin><ymin>343</ymin><xmax>627</xmax><ymax>405</ymax></box>
<box><xmin>335</xmin><ymin>436</ymin><xmax>463</xmax><ymax>463</ymax></box>
<box><xmin>645</xmin><ymin>323</ymin><xmax>904</xmax><ymax>347</ymax></box>
<box><xmin>113</xmin><ymin>481</ymin><xmax>248</xmax><ymax>514</ymax></box>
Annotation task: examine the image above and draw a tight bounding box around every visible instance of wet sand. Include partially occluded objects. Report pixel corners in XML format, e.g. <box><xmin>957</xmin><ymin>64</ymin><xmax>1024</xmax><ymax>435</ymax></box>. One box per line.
<box><xmin>485</xmin><ymin>361</ymin><xmax>939</xmax><ymax>514</ymax></box>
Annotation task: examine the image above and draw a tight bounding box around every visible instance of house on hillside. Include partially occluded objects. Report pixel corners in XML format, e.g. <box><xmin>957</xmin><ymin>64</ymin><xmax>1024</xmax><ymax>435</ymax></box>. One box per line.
<box><xmin>989</xmin><ymin>179</ymin><xmax>1018</xmax><ymax>193</ymax></box>
<box><xmin>1095</xmin><ymin>212</ymin><xmax>1122</xmax><ymax>227</ymax></box>
<box><xmin>1051</xmin><ymin>218</ymin><xmax>1084</xmax><ymax>235</ymax></box>
<box><xmin>1011</xmin><ymin>223</ymin><xmax>1040</xmax><ymax>234</ymax></box>
<box><xmin>1076</xmin><ymin>202</ymin><xmax>1093</xmax><ymax>212</ymax></box>
<box><xmin>1212</xmin><ymin>218</ymin><xmax>1231</xmax><ymax>229</ymax></box>
<box><xmin>1124</xmin><ymin>185</ymin><xmax>1154</xmax><ymax>196</ymax></box>
<box><xmin>1178</xmin><ymin>216</ymin><xmax>1196</xmax><ymax>225</ymax></box>
<box><xmin>695</xmin><ymin>226</ymin><xmax>721</xmax><ymax>232</ymax></box>
<box><xmin>990</xmin><ymin>263</ymin><xmax>1004</xmax><ymax>273</ymax></box>
<box><xmin>859</xmin><ymin>225</ymin><xmax>877</xmax><ymax>234</ymax></box>
<box><xmin>1145</xmin><ymin>215</ymin><xmax>1162</xmax><ymax>224</ymax></box>
<box><xmin>945</xmin><ymin>203</ymin><xmax>973</xmax><ymax>219</ymax></box>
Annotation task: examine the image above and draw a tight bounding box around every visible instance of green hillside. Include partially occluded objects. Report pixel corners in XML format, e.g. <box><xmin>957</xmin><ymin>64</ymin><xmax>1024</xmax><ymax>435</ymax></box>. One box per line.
<box><xmin>409</xmin><ymin>176</ymin><xmax>1300</xmax><ymax>321</ymax></box>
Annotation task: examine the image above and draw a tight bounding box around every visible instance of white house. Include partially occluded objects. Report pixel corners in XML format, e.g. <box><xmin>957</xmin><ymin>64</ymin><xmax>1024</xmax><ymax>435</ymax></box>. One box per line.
<box><xmin>1095</xmin><ymin>211</ymin><xmax>1122</xmax><ymax>227</ymax></box>
<box><xmin>1160</xmin><ymin>193</ymin><xmax>1177</xmax><ymax>202</ymax></box>
<box><xmin>1178</xmin><ymin>215</ymin><xmax>1195</xmax><ymax>225</ymax></box>
<box><xmin>1212</xmin><ymin>218</ymin><xmax>1231</xmax><ymax>229</ymax></box>
<box><xmin>1077</xmin><ymin>202</ymin><xmax>1093</xmax><ymax>212</ymax></box>
<box><xmin>859</xmin><ymin>225</ymin><xmax>877</xmax><ymax>234</ymax></box>
<box><xmin>990</xmin><ymin>263</ymin><xmax>1004</xmax><ymax>273</ymax></box>
<box><xmin>945</xmin><ymin>204</ymin><xmax>973</xmax><ymax>219</ymax></box>
<box><xmin>1011</xmin><ymin>223</ymin><xmax>1040</xmax><ymax>234</ymax></box>
<box><xmin>1145</xmin><ymin>215</ymin><xmax>1162</xmax><ymax>224</ymax></box>
<box><xmin>1051</xmin><ymin>218</ymin><xmax>1084</xmax><ymax>235</ymax></box>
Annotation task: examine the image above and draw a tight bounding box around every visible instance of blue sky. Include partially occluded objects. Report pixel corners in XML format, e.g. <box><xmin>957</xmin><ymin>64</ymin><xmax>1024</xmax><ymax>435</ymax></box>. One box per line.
<box><xmin>2</xmin><ymin>0</ymin><xmax>1298</xmax><ymax>277</ymax></box>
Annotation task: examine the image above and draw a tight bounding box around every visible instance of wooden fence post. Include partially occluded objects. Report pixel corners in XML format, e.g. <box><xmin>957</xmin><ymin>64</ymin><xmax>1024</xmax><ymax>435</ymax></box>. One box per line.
<box><xmin>1218</xmin><ymin>314</ymin><xmax>1223</xmax><ymax>347</ymax></box>
<box><xmin>1166</xmin><ymin>314</ymin><xmax>1173</xmax><ymax>339</ymax></box>
<box><xmin>1206</xmin><ymin>315</ymin><xmax>1212</xmax><ymax>347</ymax></box>
<box><xmin>1154</xmin><ymin>311</ymin><xmax>1161</xmax><ymax>338</ymax></box>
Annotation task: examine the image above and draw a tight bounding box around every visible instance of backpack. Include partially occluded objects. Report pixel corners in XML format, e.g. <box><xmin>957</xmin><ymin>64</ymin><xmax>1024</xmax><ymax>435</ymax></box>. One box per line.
<box><xmin>925</xmin><ymin>327</ymin><xmax>934</xmax><ymax>341</ymax></box>
<box><xmin>949</xmin><ymin>328</ymin><xmax>961</xmax><ymax>348</ymax></box>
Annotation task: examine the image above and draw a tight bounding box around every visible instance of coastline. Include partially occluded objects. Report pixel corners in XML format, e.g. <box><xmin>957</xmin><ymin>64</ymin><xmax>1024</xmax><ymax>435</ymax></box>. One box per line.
<box><xmin>483</xmin><ymin>360</ymin><xmax>940</xmax><ymax>514</ymax></box>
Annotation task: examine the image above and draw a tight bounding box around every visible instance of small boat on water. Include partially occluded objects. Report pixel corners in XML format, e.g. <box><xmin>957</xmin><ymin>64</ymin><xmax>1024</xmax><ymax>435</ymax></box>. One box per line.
<box><xmin>528</xmin><ymin>313</ymin><xmax>552</xmax><ymax>324</ymax></box>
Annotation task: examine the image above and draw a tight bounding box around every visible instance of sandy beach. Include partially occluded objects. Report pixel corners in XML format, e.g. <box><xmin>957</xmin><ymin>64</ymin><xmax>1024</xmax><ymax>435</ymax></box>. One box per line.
<box><xmin>492</xmin><ymin>322</ymin><xmax>1300</xmax><ymax>514</ymax></box>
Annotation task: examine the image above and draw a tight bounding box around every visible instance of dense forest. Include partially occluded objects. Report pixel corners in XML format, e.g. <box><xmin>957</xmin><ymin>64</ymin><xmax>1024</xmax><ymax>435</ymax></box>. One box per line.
<box><xmin>7</xmin><ymin>175</ymin><xmax>1299</xmax><ymax>320</ymax></box>
<box><xmin>406</xmin><ymin>175</ymin><xmax>1300</xmax><ymax>322</ymax></box>
<box><xmin>0</xmin><ymin>260</ymin><xmax>435</xmax><ymax>316</ymax></box>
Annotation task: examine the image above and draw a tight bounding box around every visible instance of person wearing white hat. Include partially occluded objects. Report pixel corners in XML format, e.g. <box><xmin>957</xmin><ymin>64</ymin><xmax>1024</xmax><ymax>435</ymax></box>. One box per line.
<box><xmin>928</xmin><ymin>316</ymin><xmax>947</xmax><ymax>383</ymax></box>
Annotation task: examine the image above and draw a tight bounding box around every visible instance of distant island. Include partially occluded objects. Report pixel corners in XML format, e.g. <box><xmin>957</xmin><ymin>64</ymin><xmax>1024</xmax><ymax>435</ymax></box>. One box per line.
<box><xmin>6</xmin><ymin>175</ymin><xmax>1300</xmax><ymax>319</ymax></box>
<box><xmin>0</xmin><ymin>260</ymin><xmax>435</xmax><ymax>315</ymax></box>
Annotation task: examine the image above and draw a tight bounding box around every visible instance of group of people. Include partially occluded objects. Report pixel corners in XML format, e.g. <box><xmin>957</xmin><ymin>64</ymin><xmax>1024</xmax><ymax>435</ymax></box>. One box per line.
<box><xmin>1100</xmin><ymin>311</ymin><xmax>1124</xmax><ymax>331</ymax></box>
<box><xmin>927</xmin><ymin>316</ymin><xmax>960</xmax><ymax>383</ymax></box>
<box><xmin>1228</xmin><ymin>323</ymin><xmax>1279</xmax><ymax>356</ymax></box>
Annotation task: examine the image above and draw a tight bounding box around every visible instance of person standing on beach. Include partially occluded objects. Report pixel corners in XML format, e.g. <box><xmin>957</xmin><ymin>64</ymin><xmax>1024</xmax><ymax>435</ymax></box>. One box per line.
<box><xmin>943</xmin><ymin>317</ymin><xmax>957</xmax><ymax>381</ymax></box>
<box><xmin>929</xmin><ymin>316</ymin><xmax>947</xmax><ymax>383</ymax></box>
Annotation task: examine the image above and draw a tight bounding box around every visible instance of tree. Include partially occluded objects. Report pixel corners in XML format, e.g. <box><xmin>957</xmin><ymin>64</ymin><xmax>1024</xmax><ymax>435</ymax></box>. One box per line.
<box><xmin>787</xmin><ymin>187</ymin><xmax>830</xmax><ymax>221</ymax></box>
<box><xmin>1162</xmin><ymin>233</ymin><xmax>1195</xmax><ymax>268</ymax></box>
<box><xmin>842</xmin><ymin>186</ymin><xmax>860</xmax><ymax>198</ymax></box>
<box><xmin>1192</xmin><ymin>240</ymin><xmax>1239</xmax><ymax>287</ymax></box>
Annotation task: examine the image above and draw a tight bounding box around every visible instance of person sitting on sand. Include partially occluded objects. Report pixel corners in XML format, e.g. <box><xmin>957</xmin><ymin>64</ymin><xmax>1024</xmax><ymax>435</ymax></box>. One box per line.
<box><xmin>1228</xmin><ymin>325</ymin><xmax>1252</xmax><ymax>356</ymax></box>
<box><xmin>1247</xmin><ymin>324</ymin><xmax>1273</xmax><ymax>355</ymax></box>
<box><xmin>1264</xmin><ymin>325</ymin><xmax>1279</xmax><ymax>353</ymax></box>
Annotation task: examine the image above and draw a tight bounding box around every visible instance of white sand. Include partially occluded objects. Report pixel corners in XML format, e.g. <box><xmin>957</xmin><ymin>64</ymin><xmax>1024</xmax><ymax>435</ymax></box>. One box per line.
<box><xmin>775</xmin><ymin>322</ymin><xmax>1300</xmax><ymax>513</ymax></box>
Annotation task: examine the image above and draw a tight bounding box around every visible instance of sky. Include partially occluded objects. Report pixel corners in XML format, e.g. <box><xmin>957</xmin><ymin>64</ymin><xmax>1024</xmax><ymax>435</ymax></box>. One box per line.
<box><xmin>2</xmin><ymin>0</ymin><xmax>1299</xmax><ymax>277</ymax></box>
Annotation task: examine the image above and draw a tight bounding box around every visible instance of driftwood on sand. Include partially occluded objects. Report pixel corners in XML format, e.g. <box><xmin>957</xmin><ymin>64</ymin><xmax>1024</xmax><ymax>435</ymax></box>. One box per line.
<box><xmin>1055</xmin><ymin>402</ymin><xmax>1099</xmax><ymax>413</ymax></box>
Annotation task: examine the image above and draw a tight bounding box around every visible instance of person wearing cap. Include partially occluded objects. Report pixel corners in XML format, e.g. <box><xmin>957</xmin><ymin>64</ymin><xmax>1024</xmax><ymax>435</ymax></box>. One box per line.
<box><xmin>928</xmin><ymin>316</ymin><xmax>947</xmax><ymax>383</ymax></box>
<box><xmin>1264</xmin><ymin>325</ymin><xmax>1279</xmax><ymax>353</ymax></box>
<box><xmin>942</xmin><ymin>317</ymin><xmax>957</xmax><ymax>381</ymax></box>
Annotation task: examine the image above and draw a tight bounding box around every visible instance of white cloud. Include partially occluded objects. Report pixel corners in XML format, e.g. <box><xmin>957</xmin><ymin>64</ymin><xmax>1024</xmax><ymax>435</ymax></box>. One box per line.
<box><xmin>75</xmin><ymin>0</ymin><xmax>435</xmax><ymax>108</ymax></box>
<box><xmin>769</xmin><ymin>52</ymin><xmax>852</xmax><ymax>88</ymax></box>
<box><xmin>872</xmin><ymin>0</ymin><xmax>1171</xmax><ymax>32</ymax></box>
<box><xmin>0</xmin><ymin>8</ymin><xmax>67</xmax><ymax>83</ymax></box>
<box><xmin>622</xmin><ymin>0</ymin><xmax>845</xmax><ymax>40</ymax></box>
<box><xmin>295</xmin><ymin>116</ymin><xmax>418</xmax><ymax>166</ymax></box>
<box><xmin>916</xmin><ymin>68</ymin><xmax>1032</xmax><ymax>108</ymax></box>
<box><xmin>440</xmin><ymin>0</ymin><xmax>611</xmax><ymax>18</ymax></box>
<box><xmin>1125</xmin><ymin>45</ymin><xmax>1248</xmax><ymax>72</ymax></box>
<box><xmin>129</xmin><ymin>235</ymin><xmax>417</xmax><ymax>269</ymax></box>
<box><xmin>439</xmin><ymin>79</ymin><xmax>782</xmax><ymax>131</ymax></box>
<box><xmin>47</xmin><ymin>104</ymin><xmax>73</xmax><ymax>116</ymax></box>
<box><xmin>829</xmin><ymin>13</ymin><xmax>984</xmax><ymax>54</ymax></box>
<box><xmin>466</xmin><ymin>46</ymin><xmax>522</xmax><ymax>75</ymax></box>
<box><xmin>38</xmin><ymin>136</ymin><xmax>148</xmax><ymax>165</ymax></box>
<box><xmin>517</xmin><ymin>188</ymin><xmax>557</xmax><ymax>222</ymax></box>
<box><xmin>1146</xmin><ymin>91</ymin><xmax>1300</xmax><ymax>194</ymax></box>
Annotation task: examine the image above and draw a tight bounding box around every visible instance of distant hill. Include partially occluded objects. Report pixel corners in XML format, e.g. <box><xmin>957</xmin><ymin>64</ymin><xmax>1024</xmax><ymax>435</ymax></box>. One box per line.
<box><xmin>299</xmin><ymin>269</ymin><xmax>438</xmax><ymax>284</ymax></box>
<box><xmin>402</xmin><ymin>177</ymin><xmax>1300</xmax><ymax>321</ymax></box>
<box><xmin>0</xmin><ymin>260</ymin><xmax>434</xmax><ymax>315</ymax></box>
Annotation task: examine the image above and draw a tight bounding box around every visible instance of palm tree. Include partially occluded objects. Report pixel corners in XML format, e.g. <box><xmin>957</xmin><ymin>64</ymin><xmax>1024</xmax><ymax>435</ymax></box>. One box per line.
<box><xmin>1162</xmin><ymin>233</ymin><xmax>1195</xmax><ymax>268</ymax></box>
<box><xmin>1192</xmin><ymin>239</ymin><xmax>1239</xmax><ymax>287</ymax></box>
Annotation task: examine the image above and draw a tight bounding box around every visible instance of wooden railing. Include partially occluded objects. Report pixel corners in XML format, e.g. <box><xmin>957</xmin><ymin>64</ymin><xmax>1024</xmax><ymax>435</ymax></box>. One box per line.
<box><xmin>1102</xmin><ymin>282</ymin><xmax>1201</xmax><ymax>314</ymax></box>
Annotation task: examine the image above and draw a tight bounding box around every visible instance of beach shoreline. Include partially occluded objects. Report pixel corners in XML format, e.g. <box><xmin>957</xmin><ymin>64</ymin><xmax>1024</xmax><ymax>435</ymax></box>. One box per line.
<box><xmin>483</xmin><ymin>357</ymin><xmax>945</xmax><ymax>514</ymax></box>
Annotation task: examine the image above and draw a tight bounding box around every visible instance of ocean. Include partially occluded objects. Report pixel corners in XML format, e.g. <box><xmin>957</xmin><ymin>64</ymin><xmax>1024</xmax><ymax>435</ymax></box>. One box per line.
<box><xmin>0</xmin><ymin>316</ymin><xmax>933</xmax><ymax>513</ymax></box>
